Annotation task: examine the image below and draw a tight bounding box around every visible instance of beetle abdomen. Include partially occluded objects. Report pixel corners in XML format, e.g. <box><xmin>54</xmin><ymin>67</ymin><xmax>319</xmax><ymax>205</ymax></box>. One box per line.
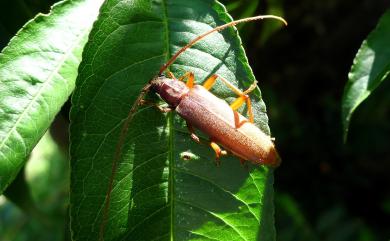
<box><xmin>176</xmin><ymin>85</ymin><xmax>280</xmax><ymax>166</ymax></box>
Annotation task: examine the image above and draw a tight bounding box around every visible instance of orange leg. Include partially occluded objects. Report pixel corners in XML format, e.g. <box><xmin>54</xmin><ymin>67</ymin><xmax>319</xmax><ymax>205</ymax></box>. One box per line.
<box><xmin>230</xmin><ymin>95</ymin><xmax>254</xmax><ymax>123</ymax></box>
<box><xmin>203</xmin><ymin>74</ymin><xmax>257</xmax><ymax>123</ymax></box>
<box><xmin>178</xmin><ymin>72</ymin><xmax>195</xmax><ymax>88</ymax></box>
<box><xmin>229</xmin><ymin>79</ymin><xmax>257</xmax><ymax>123</ymax></box>
<box><xmin>210</xmin><ymin>141</ymin><xmax>227</xmax><ymax>166</ymax></box>
<box><xmin>232</xmin><ymin>109</ymin><xmax>250</xmax><ymax>128</ymax></box>
<box><xmin>202</xmin><ymin>74</ymin><xmax>218</xmax><ymax>90</ymax></box>
<box><xmin>245</xmin><ymin>97</ymin><xmax>254</xmax><ymax>123</ymax></box>
<box><xmin>166</xmin><ymin>71</ymin><xmax>176</xmax><ymax>79</ymax></box>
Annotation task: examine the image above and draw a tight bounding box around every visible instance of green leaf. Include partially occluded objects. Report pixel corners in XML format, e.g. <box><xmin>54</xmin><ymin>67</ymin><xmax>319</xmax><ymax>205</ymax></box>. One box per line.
<box><xmin>341</xmin><ymin>10</ymin><xmax>390</xmax><ymax>140</ymax></box>
<box><xmin>70</xmin><ymin>0</ymin><xmax>277</xmax><ymax>240</ymax></box>
<box><xmin>0</xmin><ymin>0</ymin><xmax>104</xmax><ymax>193</ymax></box>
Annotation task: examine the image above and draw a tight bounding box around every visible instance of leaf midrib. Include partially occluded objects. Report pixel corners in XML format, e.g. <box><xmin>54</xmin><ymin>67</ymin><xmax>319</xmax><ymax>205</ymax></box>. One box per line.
<box><xmin>160</xmin><ymin>1</ymin><xmax>175</xmax><ymax>241</ymax></box>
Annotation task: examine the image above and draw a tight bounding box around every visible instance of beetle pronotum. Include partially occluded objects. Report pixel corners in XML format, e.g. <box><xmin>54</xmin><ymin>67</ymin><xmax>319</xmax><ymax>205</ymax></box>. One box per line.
<box><xmin>99</xmin><ymin>15</ymin><xmax>287</xmax><ymax>240</ymax></box>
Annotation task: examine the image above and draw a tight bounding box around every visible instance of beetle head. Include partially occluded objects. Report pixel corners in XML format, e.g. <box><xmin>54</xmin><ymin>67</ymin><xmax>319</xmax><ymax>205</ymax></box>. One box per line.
<box><xmin>151</xmin><ymin>76</ymin><xmax>189</xmax><ymax>108</ymax></box>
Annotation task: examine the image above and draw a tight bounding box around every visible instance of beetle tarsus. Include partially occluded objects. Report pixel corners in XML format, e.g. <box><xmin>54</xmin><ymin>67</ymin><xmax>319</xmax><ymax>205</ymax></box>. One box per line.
<box><xmin>139</xmin><ymin>99</ymin><xmax>172</xmax><ymax>113</ymax></box>
<box><xmin>166</xmin><ymin>71</ymin><xmax>175</xmax><ymax>79</ymax></box>
<box><xmin>159</xmin><ymin>106</ymin><xmax>173</xmax><ymax>113</ymax></box>
<box><xmin>210</xmin><ymin>141</ymin><xmax>227</xmax><ymax>164</ymax></box>
<box><xmin>178</xmin><ymin>72</ymin><xmax>195</xmax><ymax>88</ymax></box>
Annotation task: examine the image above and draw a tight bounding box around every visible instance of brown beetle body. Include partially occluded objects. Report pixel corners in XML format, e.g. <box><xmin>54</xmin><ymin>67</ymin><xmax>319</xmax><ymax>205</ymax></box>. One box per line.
<box><xmin>151</xmin><ymin>76</ymin><xmax>280</xmax><ymax>166</ymax></box>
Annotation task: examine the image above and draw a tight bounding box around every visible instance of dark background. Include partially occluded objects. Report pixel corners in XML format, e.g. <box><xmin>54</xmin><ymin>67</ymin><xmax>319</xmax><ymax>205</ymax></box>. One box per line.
<box><xmin>1</xmin><ymin>0</ymin><xmax>389</xmax><ymax>240</ymax></box>
<box><xmin>224</xmin><ymin>0</ymin><xmax>390</xmax><ymax>240</ymax></box>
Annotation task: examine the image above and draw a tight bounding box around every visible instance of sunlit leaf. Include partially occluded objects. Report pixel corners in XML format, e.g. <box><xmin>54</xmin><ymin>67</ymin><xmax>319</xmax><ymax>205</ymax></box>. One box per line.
<box><xmin>341</xmin><ymin>10</ymin><xmax>390</xmax><ymax>140</ymax></box>
<box><xmin>0</xmin><ymin>0</ymin><xmax>104</xmax><ymax>193</ymax></box>
<box><xmin>70</xmin><ymin>0</ymin><xmax>277</xmax><ymax>240</ymax></box>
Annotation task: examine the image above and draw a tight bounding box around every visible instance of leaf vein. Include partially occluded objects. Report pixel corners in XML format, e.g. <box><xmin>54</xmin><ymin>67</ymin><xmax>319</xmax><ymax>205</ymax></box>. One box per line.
<box><xmin>176</xmin><ymin>199</ymin><xmax>247</xmax><ymax>241</ymax></box>
<box><xmin>174</xmin><ymin>168</ymin><xmax>259</xmax><ymax>222</ymax></box>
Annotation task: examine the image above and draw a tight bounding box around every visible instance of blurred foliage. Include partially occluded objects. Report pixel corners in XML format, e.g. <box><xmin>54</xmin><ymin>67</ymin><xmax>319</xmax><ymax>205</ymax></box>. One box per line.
<box><xmin>1</xmin><ymin>130</ymin><xmax>69</xmax><ymax>241</ymax></box>
<box><xmin>225</xmin><ymin>0</ymin><xmax>285</xmax><ymax>45</ymax></box>
<box><xmin>275</xmin><ymin>193</ymin><xmax>376</xmax><ymax>241</ymax></box>
<box><xmin>0</xmin><ymin>0</ymin><xmax>390</xmax><ymax>240</ymax></box>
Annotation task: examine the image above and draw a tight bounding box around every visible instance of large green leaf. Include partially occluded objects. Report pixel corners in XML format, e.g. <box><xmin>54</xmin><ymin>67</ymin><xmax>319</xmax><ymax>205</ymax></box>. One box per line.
<box><xmin>341</xmin><ymin>10</ymin><xmax>390</xmax><ymax>140</ymax></box>
<box><xmin>70</xmin><ymin>0</ymin><xmax>278</xmax><ymax>240</ymax></box>
<box><xmin>0</xmin><ymin>0</ymin><xmax>104</xmax><ymax>193</ymax></box>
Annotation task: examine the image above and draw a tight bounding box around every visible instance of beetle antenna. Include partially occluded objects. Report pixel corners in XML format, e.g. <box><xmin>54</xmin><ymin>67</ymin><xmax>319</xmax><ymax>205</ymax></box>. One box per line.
<box><xmin>159</xmin><ymin>15</ymin><xmax>287</xmax><ymax>75</ymax></box>
<box><xmin>99</xmin><ymin>83</ymin><xmax>152</xmax><ymax>241</ymax></box>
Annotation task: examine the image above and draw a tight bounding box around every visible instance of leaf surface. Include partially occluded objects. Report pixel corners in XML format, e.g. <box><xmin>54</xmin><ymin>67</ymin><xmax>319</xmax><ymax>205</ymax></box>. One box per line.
<box><xmin>342</xmin><ymin>10</ymin><xmax>390</xmax><ymax>140</ymax></box>
<box><xmin>0</xmin><ymin>0</ymin><xmax>103</xmax><ymax>193</ymax></box>
<box><xmin>70</xmin><ymin>0</ymin><xmax>277</xmax><ymax>240</ymax></box>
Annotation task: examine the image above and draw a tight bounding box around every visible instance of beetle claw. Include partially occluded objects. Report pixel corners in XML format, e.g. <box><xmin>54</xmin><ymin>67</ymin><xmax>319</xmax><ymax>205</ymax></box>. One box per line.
<box><xmin>190</xmin><ymin>133</ymin><xmax>200</xmax><ymax>143</ymax></box>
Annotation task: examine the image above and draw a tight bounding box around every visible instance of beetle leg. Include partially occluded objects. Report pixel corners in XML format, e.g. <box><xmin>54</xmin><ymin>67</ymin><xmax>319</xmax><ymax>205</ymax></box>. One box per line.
<box><xmin>203</xmin><ymin>74</ymin><xmax>257</xmax><ymax>123</ymax></box>
<box><xmin>230</xmin><ymin>95</ymin><xmax>254</xmax><ymax>123</ymax></box>
<box><xmin>245</xmin><ymin>97</ymin><xmax>254</xmax><ymax>123</ymax></box>
<box><xmin>139</xmin><ymin>100</ymin><xmax>172</xmax><ymax>113</ymax></box>
<box><xmin>158</xmin><ymin>106</ymin><xmax>173</xmax><ymax>113</ymax></box>
<box><xmin>186</xmin><ymin>122</ymin><xmax>200</xmax><ymax>143</ymax></box>
<box><xmin>202</xmin><ymin>74</ymin><xmax>218</xmax><ymax>90</ymax></box>
<box><xmin>210</xmin><ymin>141</ymin><xmax>227</xmax><ymax>165</ymax></box>
<box><xmin>229</xmin><ymin>80</ymin><xmax>257</xmax><ymax>123</ymax></box>
<box><xmin>232</xmin><ymin>109</ymin><xmax>249</xmax><ymax>128</ymax></box>
<box><xmin>178</xmin><ymin>72</ymin><xmax>195</xmax><ymax>88</ymax></box>
<box><xmin>210</xmin><ymin>74</ymin><xmax>244</xmax><ymax>96</ymax></box>
<box><xmin>166</xmin><ymin>71</ymin><xmax>176</xmax><ymax>79</ymax></box>
<box><xmin>230</xmin><ymin>96</ymin><xmax>247</xmax><ymax>110</ymax></box>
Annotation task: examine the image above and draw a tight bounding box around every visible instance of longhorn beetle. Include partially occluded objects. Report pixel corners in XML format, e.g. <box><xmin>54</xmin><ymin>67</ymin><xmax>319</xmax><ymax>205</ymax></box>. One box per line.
<box><xmin>99</xmin><ymin>15</ymin><xmax>287</xmax><ymax>240</ymax></box>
